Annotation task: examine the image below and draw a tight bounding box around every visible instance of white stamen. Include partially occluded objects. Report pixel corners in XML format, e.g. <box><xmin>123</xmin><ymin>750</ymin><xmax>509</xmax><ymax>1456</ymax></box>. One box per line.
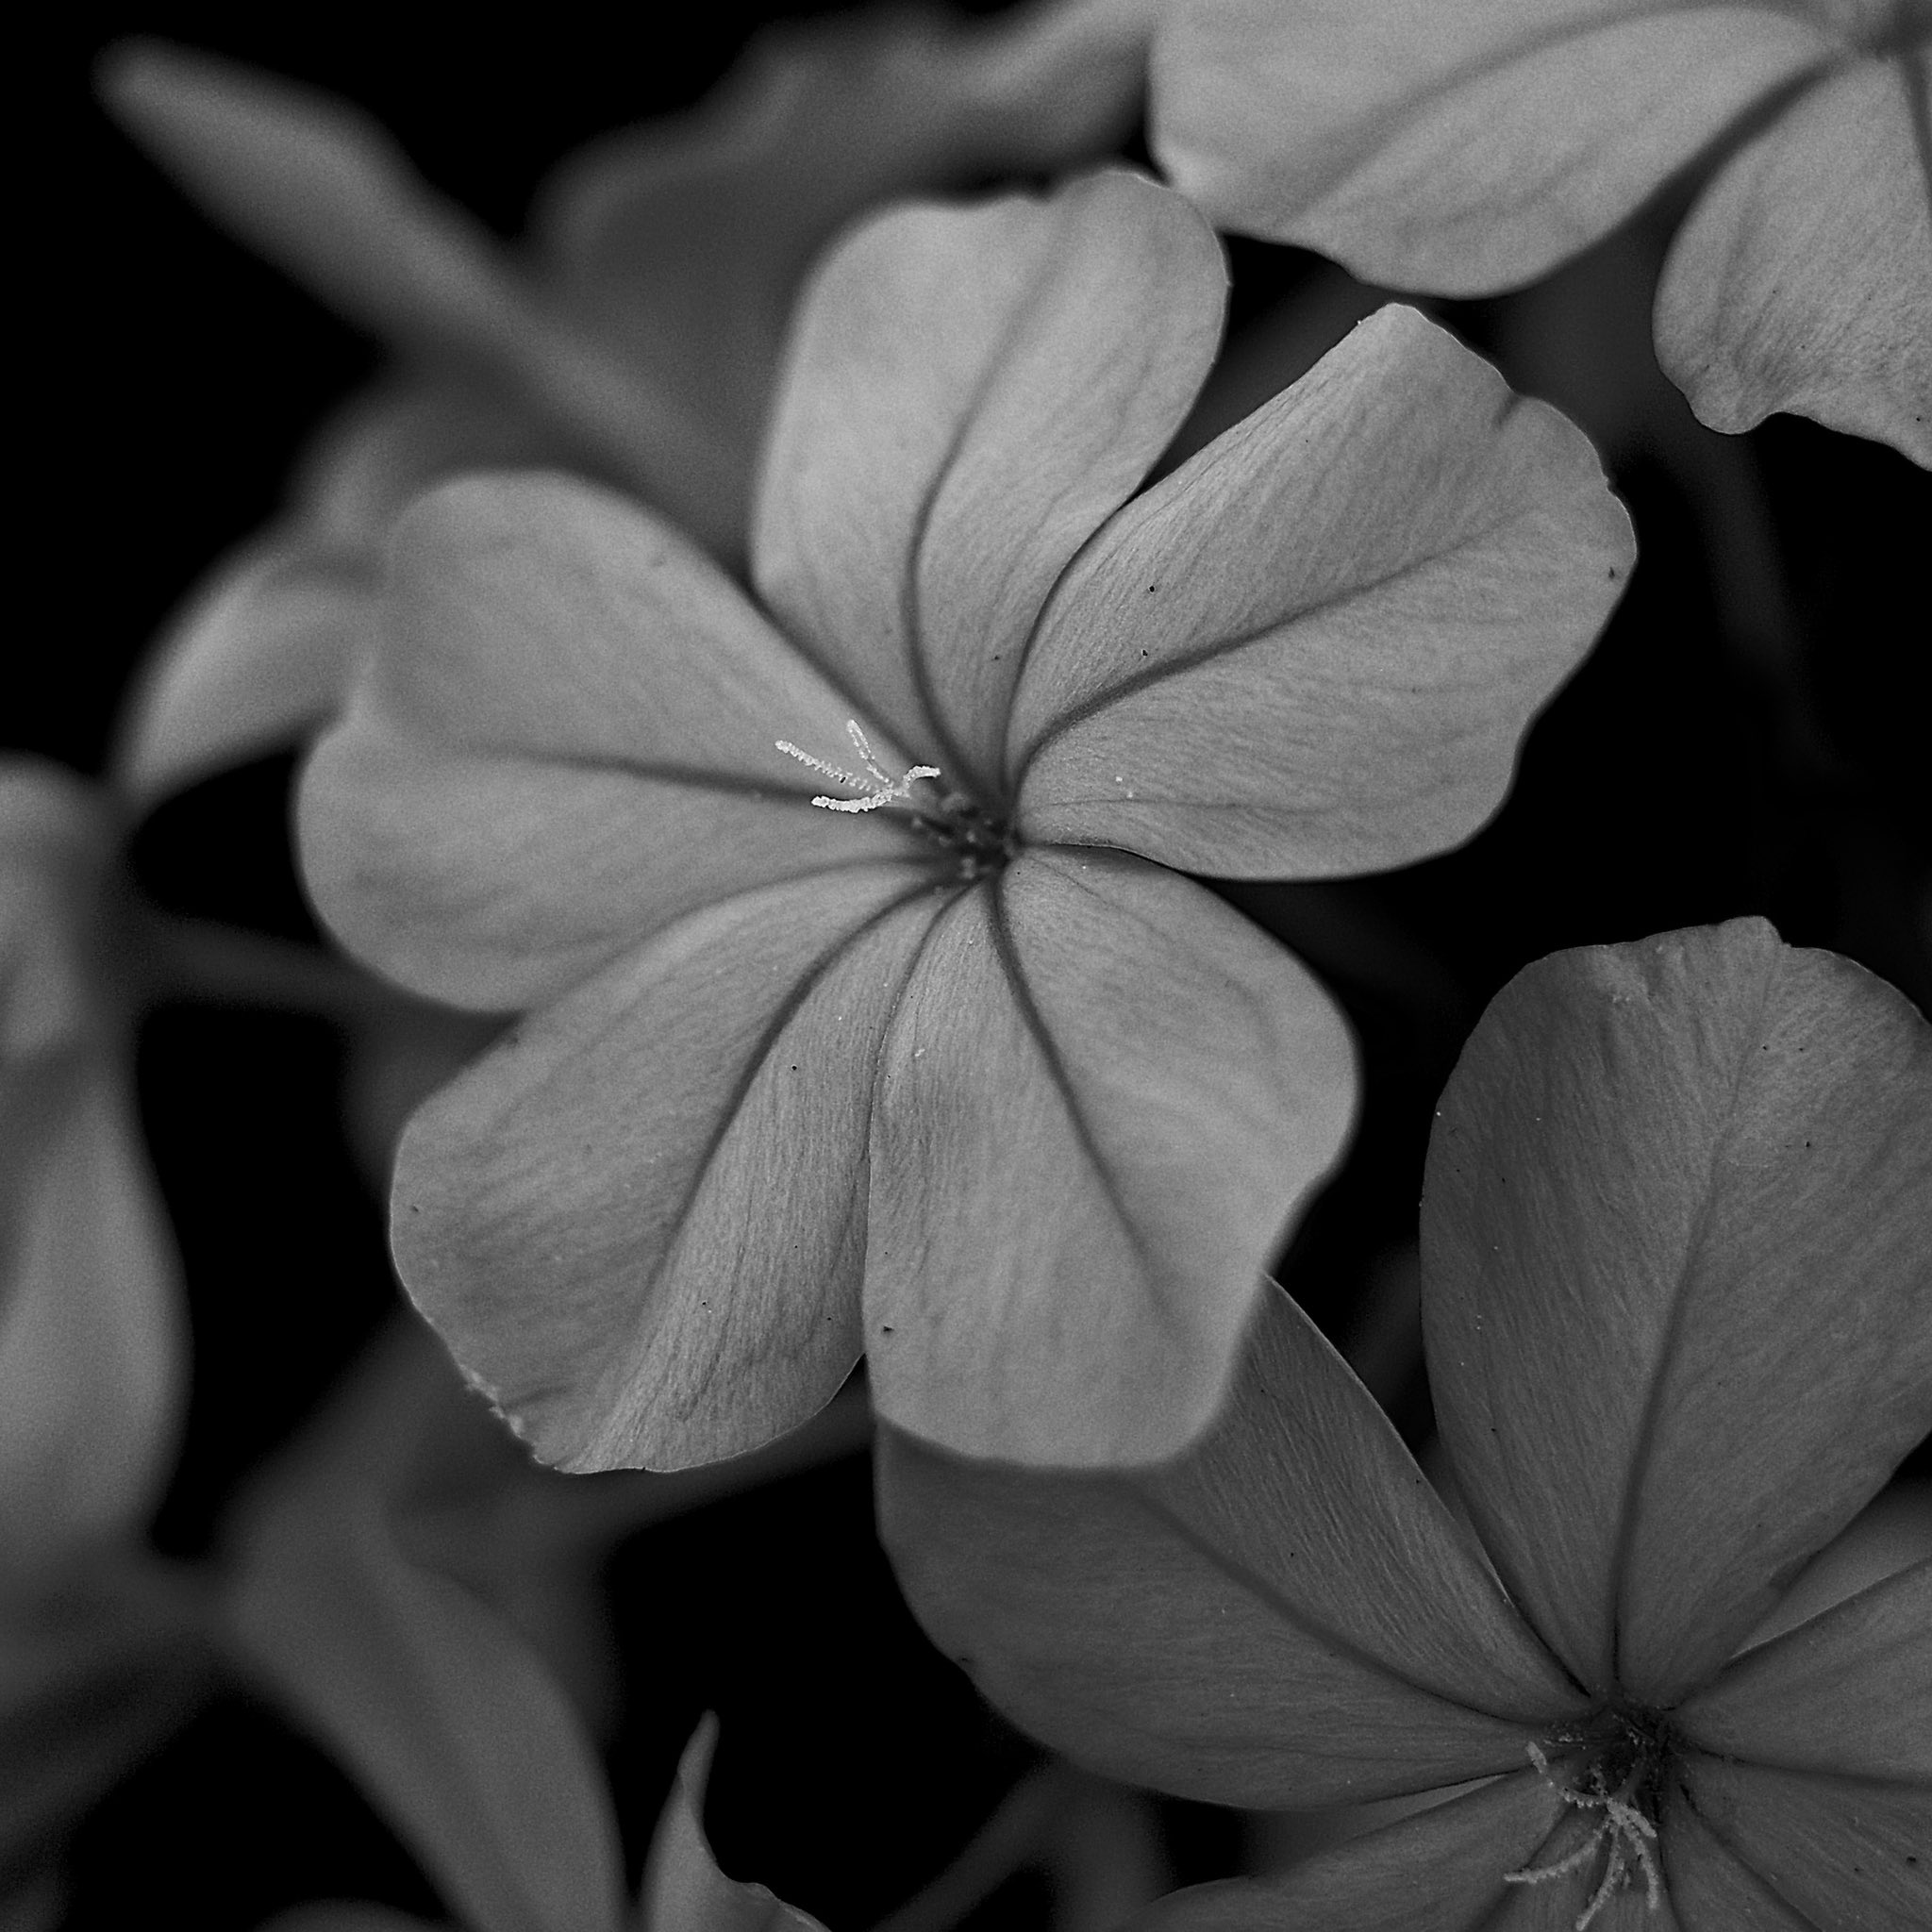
<box><xmin>776</xmin><ymin>721</ymin><xmax>940</xmax><ymax>814</ymax></box>
<box><xmin>1505</xmin><ymin>1741</ymin><xmax>1663</xmax><ymax>1929</ymax></box>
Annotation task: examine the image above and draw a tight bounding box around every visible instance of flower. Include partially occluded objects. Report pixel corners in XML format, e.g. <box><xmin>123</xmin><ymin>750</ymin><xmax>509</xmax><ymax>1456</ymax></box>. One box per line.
<box><xmin>1151</xmin><ymin>0</ymin><xmax>1932</xmax><ymax>465</ymax></box>
<box><xmin>298</xmin><ymin>168</ymin><xmax>1633</xmax><ymax>1474</ymax></box>
<box><xmin>99</xmin><ymin>0</ymin><xmax>1158</xmax><ymax>802</ymax></box>
<box><xmin>879</xmin><ymin>919</ymin><xmax>1932</xmax><ymax>1927</ymax></box>
<box><xmin>1</xmin><ymin>759</ymin><xmax>184</xmax><ymax>1591</ymax></box>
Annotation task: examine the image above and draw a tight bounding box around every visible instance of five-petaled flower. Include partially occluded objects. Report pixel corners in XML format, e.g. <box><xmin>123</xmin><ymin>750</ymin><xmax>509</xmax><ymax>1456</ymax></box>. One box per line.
<box><xmin>882</xmin><ymin>919</ymin><xmax>1932</xmax><ymax>1928</ymax></box>
<box><xmin>299</xmin><ymin>169</ymin><xmax>1632</xmax><ymax>1474</ymax></box>
<box><xmin>1152</xmin><ymin>0</ymin><xmax>1932</xmax><ymax>465</ymax></box>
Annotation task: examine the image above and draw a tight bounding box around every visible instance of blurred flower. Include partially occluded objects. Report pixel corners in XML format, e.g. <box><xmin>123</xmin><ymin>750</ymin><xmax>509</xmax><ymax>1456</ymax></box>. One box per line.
<box><xmin>0</xmin><ymin>758</ymin><xmax>206</xmax><ymax>1883</ymax></box>
<box><xmin>99</xmin><ymin>0</ymin><xmax>1158</xmax><ymax>803</ymax></box>
<box><xmin>882</xmin><ymin>919</ymin><xmax>1932</xmax><ymax>1927</ymax></box>
<box><xmin>1</xmin><ymin>759</ymin><xmax>184</xmax><ymax>1593</ymax></box>
<box><xmin>298</xmin><ymin>168</ymin><xmax>1632</xmax><ymax>1474</ymax></box>
<box><xmin>1152</xmin><ymin>0</ymin><xmax>1932</xmax><ymax>464</ymax></box>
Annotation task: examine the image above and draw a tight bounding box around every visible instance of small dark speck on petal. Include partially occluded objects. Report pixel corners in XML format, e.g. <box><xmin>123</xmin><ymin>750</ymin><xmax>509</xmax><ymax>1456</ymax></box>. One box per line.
<box><xmin>881</xmin><ymin>1324</ymin><xmax>894</xmax><ymax>1333</ymax></box>
<box><xmin>1146</xmin><ymin>583</ymin><xmax>1159</xmax><ymax>592</ymax></box>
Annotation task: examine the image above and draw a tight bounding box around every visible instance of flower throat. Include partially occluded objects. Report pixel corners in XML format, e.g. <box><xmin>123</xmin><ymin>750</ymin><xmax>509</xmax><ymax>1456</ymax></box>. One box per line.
<box><xmin>776</xmin><ymin>719</ymin><xmax>1016</xmax><ymax>880</ymax></box>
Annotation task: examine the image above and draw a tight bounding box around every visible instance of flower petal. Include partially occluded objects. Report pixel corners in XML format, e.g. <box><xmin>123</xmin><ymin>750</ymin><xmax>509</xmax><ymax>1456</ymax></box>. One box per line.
<box><xmin>641</xmin><ymin>1717</ymin><xmax>829</xmax><ymax>1932</ymax></box>
<box><xmin>299</xmin><ymin>475</ymin><xmax>924</xmax><ymax>1009</ymax></box>
<box><xmin>228</xmin><ymin>1491</ymin><xmax>625</xmax><ymax>1932</ymax></box>
<box><xmin>1126</xmin><ymin>1772</ymin><xmax>1570</xmax><ymax>1930</ymax></box>
<box><xmin>866</xmin><ymin>848</ymin><xmax>1358</xmax><ymax>1464</ymax></box>
<box><xmin>1661</xmin><ymin>1796</ymin><xmax>1816</xmax><ymax>1930</ymax></box>
<box><xmin>1421</xmin><ymin>920</ymin><xmax>1932</xmax><ymax>1704</ymax></box>
<box><xmin>1</xmin><ymin>1063</ymin><xmax>185</xmax><ymax>1584</ymax></box>
<box><xmin>1656</xmin><ymin>53</ymin><xmax>1932</xmax><ymax>465</ymax></box>
<box><xmin>753</xmin><ymin>171</ymin><xmax>1224</xmax><ymax>789</ymax></box>
<box><xmin>537</xmin><ymin>0</ymin><xmax>1158</xmax><ymax>551</ymax></box>
<box><xmin>1677</xmin><ymin>1561</ymin><xmax>1932</xmax><ymax>1782</ymax></box>
<box><xmin>391</xmin><ymin>865</ymin><xmax>940</xmax><ymax>1471</ymax></box>
<box><xmin>876</xmin><ymin>1281</ymin><xmax>1578</xmax><ymax>1811</ymax></box>
<box><xmin>1675</xmin><ymin>1754</ymin><xmax>1932</xmax><ymax>1929</ymax></box>
<box><xmin>1149</xmin><ymin>0</ymin><xmax>1840</xmax><ymax>291</ymax></box>
<box><xmin>1010</xmin><ymin>306</ymin><xmax>1632</xmax><ymax>877</ymax></box>
<box><xmin>117</xmin><ymin>538</ymin><xmax>377</xmax><ymax>805</ymax></box>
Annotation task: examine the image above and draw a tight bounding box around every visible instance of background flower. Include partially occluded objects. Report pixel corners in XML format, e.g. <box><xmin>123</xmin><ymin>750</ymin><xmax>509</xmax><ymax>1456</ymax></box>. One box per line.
<box><xmin>880</xmin><ymin>919</ymin><xmax>1932</xmax><ymax>1927</ymax></box>
<box><xmin>98</xmin><ymin>0</ymin><xmax>1157</xmax><ymax>805</ymax></box>
<box><xmin>298</xmin><ymin>170</ymin><xmax>1632</xmax><ymax>1473</ymax></box>
<box><xmin>1152</xmin><ymin>0</ymin><xmax>1932</xmax><ymax>464</ymax></box>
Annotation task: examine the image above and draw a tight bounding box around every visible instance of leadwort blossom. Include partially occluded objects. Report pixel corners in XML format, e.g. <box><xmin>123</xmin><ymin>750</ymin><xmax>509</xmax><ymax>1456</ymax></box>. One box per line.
<box><xmin>299</xmin><ymin>169</ymin><xmax>1633</xmax><ymax>1473</ymax></box>
<box><xmin>882</xmin><ymin>920</ymin><xmax>1932</xmax><ymax>1929</ymax></box>
<box><xmin>1152</xmin><ymin>0</ymin><xmax>1932</xmax><ymax>464</ymax></box>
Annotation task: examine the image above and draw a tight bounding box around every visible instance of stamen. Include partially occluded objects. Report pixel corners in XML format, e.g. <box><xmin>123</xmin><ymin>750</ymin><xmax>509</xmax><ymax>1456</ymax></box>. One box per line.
<box><xmin>1505</xmin><ymin>1741</ymin><xmax>1663</xmax><ymax>1929</ymax></box>
<box><xmin>776</xmin><ymin>721</ymin><xmax>940</xmax><ymax>814</ymax></box>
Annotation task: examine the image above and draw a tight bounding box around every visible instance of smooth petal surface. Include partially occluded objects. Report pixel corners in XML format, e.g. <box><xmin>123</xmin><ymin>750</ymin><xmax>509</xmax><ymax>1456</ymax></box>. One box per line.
<box><xmin>300</xmin><ymin>475</ymin><xmax>924</xmax><ymax>1010</ymax></box>
<box><xmin>1011</xmin><ymin>307</ymin><xmax>1633</xmax><ymax>877</ymax></box>
<box><xmin>1150</xmin><ymin>0</ymin><xmax>1840</xmax><ymax>291</ymax></box>
<box><xmin>1661</xmin><ymin>1797</ymin><xmax>1816</xmax><ymax>1930</ymax></box>
<box><xmin>878</xmin><ymin>1282</ymin><xmax>1580</xmax><ymax>1810</ymax></box>
<box><xmin>1422</xmin><ymin>920</ymin><xmax>1932</xmax><ymax>1705</ymax></box>
<box><xmin>866</xmin><ymin>850</ymin><xmax>1358</xmax><ymax>1464</ymax></box>
<box><xmin>1128</xmin><ymin>1774</ymin><xmax>1576</xmax><ymax>1930</ymax></box>
<box><xmin>392</xmin><ymin>866</ymin><xmax>940</xmax><ymax>1471</ymax></box>
<box><xmin>1678</xmin><ymin>1561</ymin><xmax>1932</xmax><ymax>1780</ymax></box>
<box><xmin>117</xmin><ymin>539</ymin><xmax>376</xmax><ymax>803</ymax></box>
<box><xmin>0</xmin><ymin>1064</ymin><xmax>184</xmax><ymax>1585</ymax></box>
<box><xmin>1675</xmin><ymin>1754</ymin><xmax>1932</xmax><ymax>1929</ymax></box>
<box><xmin>1657</xmin><ymin>52</ymin><xmax>1932</xmax><ymax>464</ymax></box>
<box><xmin>538</xmin><ymin>0</ymin><xmax>1157</xmax><ymax>548</ymax></box>
<box><xmin>754</xmin><ymin>170</ymin><xmax>1224</xmax><ymax>787</ymax></box>
<box><xmin>641</xmin><ymin>1718</ymin><xmax>828</xmax><ymax>1931</ymax></box>
<box><xmin>229</xmin><ymin>1492</ymin><xmax>625</xmax><ymax>1932</ymax></box>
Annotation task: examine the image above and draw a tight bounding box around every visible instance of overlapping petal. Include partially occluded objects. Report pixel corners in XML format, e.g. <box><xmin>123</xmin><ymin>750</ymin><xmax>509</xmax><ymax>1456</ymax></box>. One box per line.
<box><xmin>877</xmin><ymin>1283</ymin><xmax>1582</xmax><ymax>1810</ymax></box>
<box><xmin>1149</xmin><ymin>0</ymin><xmax>1838</xmax><ymax>291</ymax></box>
<box><xmin>754</xmin><ymin>169</ymin><xmax>1224</xmax><ymax>786</ymax></box>
<box><xmin>1421</xmin><ymin>920</ymin><xmax>1932</xmax><ymax>1704</ymax></box>
<box><xmin>541</xmin><ymin>0</ymin><xmax>1158</xmax><ymax>543</ymax></box>
<box><xmin>1674</xmin><ymin>1755</ymin><xmax>1931</xmax><ymax>1927</ymax></box>
<box><xmin>1126</xmin><ymin>1774</ymin><xmax>1579</xmax><ymax>1930</ymax></box>
<box><xmin>866</xmin><ymin>852</ymin><xmax>1357</xmax><ymax>1464</ymax></box>
<box><xmin>391</xmin><ymin>866</ymin><xmax>940</xmax><ymax>1470</ymax></box>
<box><xmin>1008</xmin><ymin>305</ymin><xmax>1634</xmax><ymax>876</ymax></box>
<box><xmin>1677</xmin><ymin>1562</ymin><xmax>1932</xmax><ymax>1781</ymax></box>
<box><xmin>298</xmin><ymin>476</ymin><xmax>922</xmax><ymax>1011</ymax></box>
<box><xmin>1655</xmin><ymin>52</ymin><xmax>1932</xmax><ymax>459</ymax></box>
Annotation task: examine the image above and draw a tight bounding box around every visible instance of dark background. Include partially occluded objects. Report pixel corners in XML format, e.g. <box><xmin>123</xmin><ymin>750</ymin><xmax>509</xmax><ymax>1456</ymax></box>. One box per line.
<box><xmin>30</xmin><ymin>4</ymin><xmax>1932</xmax><ymax>1925</ymax></box>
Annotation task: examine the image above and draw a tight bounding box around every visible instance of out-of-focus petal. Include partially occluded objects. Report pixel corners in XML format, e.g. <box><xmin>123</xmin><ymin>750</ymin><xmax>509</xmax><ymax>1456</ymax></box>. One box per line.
<box><xmin>641</xmin><ymin>1717</ymin><xmax>830</xmax><ymax>1931</ymax></box>
<box><xmin>1421</xmin><ymin>921</ymin><xmax>1932</xmax><ymax>1705</ymax></box>
<box><xmin>867</xmin><ymin>850</ymin><xmax>1358</xmax><ymax>1465</ymax></box>
<box><xmin>259</xmin><ymin>1911</ymin><xmax>444</xmax><ymax>1931</ymax></box>
<box><xmin>116</xmin><ymin>540</ymin><xmax>376</xmax><ymax>804</ymax></box>
<box><xmin>539</xmin><ymin>0</ymin><xmax>1158</xmax><ymax>548</ymax></box>
<box><xmin>877</xmin><ymin>1283</ymin><xmax>1579</xmax><ymax>1809</ymax></box>
<box><xmin>98</xmin><ymin>42</ymin><xmax>528</xmax><ymax>361</ymax></box>
<box><xmin>228</xmin><ymin>1493</ymin><xmax>625</xmax><ymax>1932</ymax></box>
<box><xmin>1125</xmin><ymin>1773</ymin><xmax>1574</xmax><ymax>1929</ymax></box>
<box><xmin>298</xmin><ymin>476</ymin><xmax>925</xmax><ymax>1010</ymax></box>
<box><xmin>1</xmin><ymin>765</ymin><xmax>183</xmax><ymax>1586</ymax></box>
<box><xmin>1656</xmin><ymin>53</ymin><xmax>1932</xmax><ymax>464</ymax></box>
<box><xmin>754</xmin><ymin>171</ymin><xmax>1223</xmax><ymax>788</ymax></box>
<box><xmin>1677</xmin><ymin>1562</ymin><xmax>1931</xmax><ymax>1781</ymax></box>
<box><xmin>0</xmin><ymin>1065</ymin><xmax>185</xmax><ymax>1584</ymax></box>
<box><xmin>1010</xmin><ymin>307</ymin><xmax>1632</xmax><ymax>877</ymax></box>
<box><xmin>1674</xmin><ymin>1754</ymin><xmax>1932</xmax><ymax>1928</ymax></box>
<box><xmin>391</xmin><ymin>866</ymin><xmax>941</xmax><ymax>1472</ymax></box>
<box><xmin>1149</xmin><ymin>0</ymin><xmax>1839</xmax><ymax>291</ymax></box>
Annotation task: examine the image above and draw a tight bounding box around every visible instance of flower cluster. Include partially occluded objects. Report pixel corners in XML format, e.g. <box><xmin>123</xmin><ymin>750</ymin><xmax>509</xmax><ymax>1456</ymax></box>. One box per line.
<box><xmin>17</xmin><ymin>4</ymin><xmax>1929</xmax><ymax>1924</ymax></box>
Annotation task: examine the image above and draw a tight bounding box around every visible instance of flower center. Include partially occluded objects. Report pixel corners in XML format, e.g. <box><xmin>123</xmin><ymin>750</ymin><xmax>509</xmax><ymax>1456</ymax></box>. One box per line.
<box><xmin>1505</xmin><ymin>1707</ymin><xmax>1674</xmax><ymax>1930</ymax></box>
<box><xmin>775</xmin><ymin>720</ymin><xmax>1016</xmax><ymax>881</ymax></box>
